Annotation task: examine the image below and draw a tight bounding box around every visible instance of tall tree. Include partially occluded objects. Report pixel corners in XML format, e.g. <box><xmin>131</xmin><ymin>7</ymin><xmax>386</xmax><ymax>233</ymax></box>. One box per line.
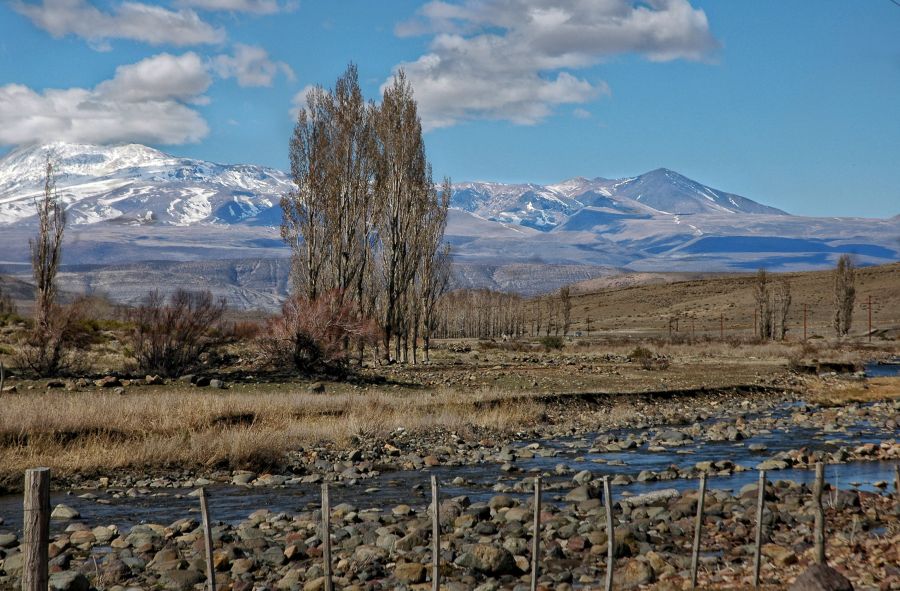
<box><xmin>833</xmin><ymin>254</ymin><xmax>855</xmax><ymax>337</ymax></box>
<box><xmin>373</xmin><ymin>70</ymin><xmax>430</xmax><ymax>361</ymax></box>
<box><xmin>32</xmin><ymin>158</ymin><xmax>66</xmax><ymax>331</ymax></box>
<box><xmin>282</xmin><ymin>85</ymin><xmax>332</xmax><ymax>300</ymax></box>
<box><xmin>559</xmin><ymin>286</ymin><xmax>572</xmax><ymax>336</ymax></box>
<box><xmin>754</xmin><ymin>268</ymin><xmax>773</xmax><ymax>340</ymax></box>
<box><xmin>419</xmin><ymin>177</ymin><xmax>452</xmax><ymax>361</ymax></box>
<box><xmin>774</xmin><ymin>277</ymin><xmax>792</xmax><ymax>340</ymax></box>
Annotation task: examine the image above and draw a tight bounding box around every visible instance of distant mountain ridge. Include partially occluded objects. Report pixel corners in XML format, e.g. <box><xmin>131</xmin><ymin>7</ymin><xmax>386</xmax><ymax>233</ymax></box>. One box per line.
<box><xmin>0</xmin><ymin>143</ymin><xmax>785</xmax><ymax>230</ymax></box>
<box><xmin>0</xmin><ymin>142</ymin><xmax>290</xmax><ymax>226</ymax></box>
<box><xmin>452</xmin><ymin>169</ymin><xmax>786</xmax><ymax>231</ymax></box>
<box><xmin>0</xmin><ymin>142</ymin><xmax>896</xmax><ymax>310</ymax></box>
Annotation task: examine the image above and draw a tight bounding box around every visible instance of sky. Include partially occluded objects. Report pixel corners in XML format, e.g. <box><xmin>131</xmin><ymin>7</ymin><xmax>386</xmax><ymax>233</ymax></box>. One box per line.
<box><xmin>0</xmin><ymin>0</ymin><xmax>898</xmax><ymax>218</ymax></box>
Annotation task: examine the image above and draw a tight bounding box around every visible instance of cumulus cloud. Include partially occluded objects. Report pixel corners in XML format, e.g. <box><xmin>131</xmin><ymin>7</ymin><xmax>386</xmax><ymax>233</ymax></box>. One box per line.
<box><xmin>0</xmin><ymin>53</ymin><xmax>211</xmax><ymax>146</ymax></box>
<box><xmin>12</xmin><ymin>0</ymin><xmax>225</xmax><ymax>49</ymax></box>
<box><xmin>391</xmin><ymin>0</ymin><xmax>719</xmax><ymax>129</ymax></box>
<box><xmin>212</xmin><ymin>44</ymin><xmax>295</xmax><ymax>87</ymax></box>
<box><xmin>176</xmin><ymin>0</ymin><xmax>293</xmax><ymax>14</ymax></box>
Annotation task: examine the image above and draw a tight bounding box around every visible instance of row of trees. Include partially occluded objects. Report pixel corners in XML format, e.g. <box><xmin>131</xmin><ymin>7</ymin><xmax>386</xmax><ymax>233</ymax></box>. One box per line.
<box><xmin>430</xmin><ymin>286</ymin><xmax>575</xmax><ymax>340</ymax></box>
<box><xmin>280</xmin><ymin>65</ymin><xmax>450</xmax><ymax>364</ymax></box>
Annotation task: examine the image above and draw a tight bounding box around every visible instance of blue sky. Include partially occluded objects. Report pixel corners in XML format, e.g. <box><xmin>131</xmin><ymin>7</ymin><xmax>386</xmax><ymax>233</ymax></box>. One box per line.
<box><xmin>0</xmin><ymin>0</ymin><xmax>898</xmax><ymax>218</ymax></box>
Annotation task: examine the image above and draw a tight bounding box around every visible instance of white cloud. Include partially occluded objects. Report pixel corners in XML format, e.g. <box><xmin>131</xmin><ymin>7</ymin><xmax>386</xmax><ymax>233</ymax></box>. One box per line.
<box><xmin>12</xmin><ymin>0</ymin><xmax>225</xmax><ymax>49</ymax></box>
<box><xmin>176</xmin><ymin>0</ymin><xmax>291</xmax><ymax>15</ymax></box>
<box><xmin>212</xmin><ymin>44</ymin><xmax>295</xmax><ymax>87</ymax></box>
<box><xmin>391</xmin><ymin>0</ymin><xmax>719</xmax><ymax>129</ymax></box>
<box><xmin>97</xmin><ymin>53</ymin><xmax>212</xmax><ymax>102</ymax></box>
<box><xmin>0</xmin><ymin>53</ymin><xmax>211</xmax><ymax>146</ymax></box>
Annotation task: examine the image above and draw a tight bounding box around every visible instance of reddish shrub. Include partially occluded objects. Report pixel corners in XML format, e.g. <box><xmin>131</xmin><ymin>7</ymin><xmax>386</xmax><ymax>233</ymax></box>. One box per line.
<box><xmin>258</xmin><ymin>291</ymin><xmax>379</xmax><ymax>371</ymax></box>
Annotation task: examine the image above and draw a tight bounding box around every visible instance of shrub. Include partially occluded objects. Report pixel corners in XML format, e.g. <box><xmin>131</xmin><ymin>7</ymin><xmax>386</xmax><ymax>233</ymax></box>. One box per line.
<box><xmin>539</xmin><ymin>335</ymin><xmax>564</xmax><ymax>351</ymax></box>
<box><xmin>128</xmin><ymin>290</ymin><xmax>227</xmax><ymax>377</ymax></box>
<box><xmin>14</xmin><ymin>301</ymin><xmax>87</xmax><ymax>377</ymax></box>
<box><xmin>258</xmin><ymin>291</ymin><xmax>379</xmax><ymax>372</ymax></box>
<box><xmin>630</xmin><ymin>345</ymin><xmax>654</xmax><ymax>360</ymax></box>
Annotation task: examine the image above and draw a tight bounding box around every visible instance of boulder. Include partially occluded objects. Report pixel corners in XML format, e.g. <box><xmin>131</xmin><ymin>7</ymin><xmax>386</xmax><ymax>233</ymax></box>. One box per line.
<box><xmin>619</xmin><ymin>559</ymin><xmax>655</xmax><ymax>589</ymax></box>
<box><xmin>789</xmin><ymin>564</ymin><xmax>853</xmax><ymax>591</ymax></box>
<box><xmin>51</xmin><ymin>504</ymin><xmax>81</xmax><ymax>520</ymax></box>
<box><xmin>394</xmin><ymin>562</ymin><xmax>427</xmax><ymax>584</ymax></box>
<box><xmin>48</xmin><ymin>572</ymin><xmax>91</xmax><ymax>591</ymax></box>
<box><xmin>455</xmin><ymin>544</ymin><xmax>518</xmax><ymax>575</ymax></box>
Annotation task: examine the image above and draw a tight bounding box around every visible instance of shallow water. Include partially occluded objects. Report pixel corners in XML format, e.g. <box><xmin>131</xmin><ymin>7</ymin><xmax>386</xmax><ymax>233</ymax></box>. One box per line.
<box><xmin>0</xmin><ymin>396</ymin><xmax>897</xmax><ymax>536</ymax></box>
<box><xmin>866</xmin><ymin>361</ymin><xmax>900</xmax><ymax>378</ymax></box>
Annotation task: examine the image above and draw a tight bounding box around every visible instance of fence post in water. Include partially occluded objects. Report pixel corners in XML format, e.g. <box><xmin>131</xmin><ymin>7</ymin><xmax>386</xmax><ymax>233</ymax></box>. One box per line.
<box><xmin>23</xmin><ymin>467</ymin><xmax>50</xmax><ymax>591</ymax></box>
<box><xmin>321</xmin><ymin>483</ymin><xmax>333</xmax><ymax>591</ymax></box>
<box><xmin>431</xmin><ymin>475</ymin><xmax>440</xmax><ymax>591</ymax></box>
<box><xmin>752</xmin><ymin>470</ymin><xmax>766</xmax><ymax>589</ymax></box>
<box><xmin>813</xmin><ymin>463</ymin><xmax>826</xmax><ymax>564</ymax></box>
<box><xmin>198</xmin><ymin>487</ymin><xmax>217</xmax><ymax>591</ymax></box>
<box><xmin>895</xmin><ymin>465</ymin><xmax>900</xmax><ymax>499</ymax></box>
<box><xmin>690</xmin><ymin>472</ymin><xmax>707</xmax><ymax>590</ymax></box>
<box><xmin>603</xmin><ymin>476</ymin><xmax>614</xmax><ymax>591</ymax></box>
<box><xmin>530</xmin><ymin>476</ymin><xmax>541</xmax><ymax>591</ymax></box>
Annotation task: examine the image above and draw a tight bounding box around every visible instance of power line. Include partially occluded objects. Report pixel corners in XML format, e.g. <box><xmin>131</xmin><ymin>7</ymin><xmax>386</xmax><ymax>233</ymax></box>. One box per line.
<box><xmin>890</xmin><ymin>0</ymin><xmax>900</xmax><ymax>7</ymax></box>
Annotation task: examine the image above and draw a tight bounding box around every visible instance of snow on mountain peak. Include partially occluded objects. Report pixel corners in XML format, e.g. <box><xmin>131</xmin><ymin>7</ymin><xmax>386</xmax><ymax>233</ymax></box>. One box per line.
<box><xmin>0</xmin><ymin>142</ymin><xmax>290</xmax><ymax>226</ymax></box>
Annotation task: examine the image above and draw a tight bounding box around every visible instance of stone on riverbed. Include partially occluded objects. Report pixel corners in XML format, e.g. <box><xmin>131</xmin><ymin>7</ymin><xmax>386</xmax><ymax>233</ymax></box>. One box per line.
<box><xmin>455</xmin><ymin>544</ymin><xmax>518</xmax><ymax>575</ymax></box>
<box><xmin>51</xmin><ymin>504</ymin><xmax>80</xmax><ymax>520</ymax></box>
<box><xmin>789</xmin><ymin>564</ymin><xmax>854</xmax><ymax>591</ymax></box>
<box><xmin>48</xmin><ymin>572</ymin><xmax>91</xmax><ymax>591</ymax></box>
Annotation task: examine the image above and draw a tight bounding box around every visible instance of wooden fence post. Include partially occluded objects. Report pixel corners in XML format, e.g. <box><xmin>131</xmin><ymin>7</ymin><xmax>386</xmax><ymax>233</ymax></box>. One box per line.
<box><xmin>321</xmin><ymin>483</ymin><xmax>333</xmax><ymax>591</ymax></box>
<box><xmin>198</xmin><ymin>487</ymin><xmax>217</xmax><ymax>591</ymax></box>
<box><xmin>690</xmin><ymin>472</ymin><xmax>707</xmax><ymax>590</ymax></box>
<box><xmin>753</xmin><ymin>470</ymin><xmax>766</xmax><ymax>589</ymax></box>
<box><xmin>530</xmin><ymin>476</ymin><xmax>541</xmax><ymax>591</ymax></box>
<box><xmin>894</xmin><ymin>465</ymin><xmax>900</xmax><ymax>499</ymax></box>
<box><xmin>603</xmin><ymin>476</ymin><xmax>614</xmax><ymax>591</ymax></box>
<box><xmin>0</xmin><ymin>358</ymin><xmax>5</xmax><ymax>394</ymax></box>
<box><xmin>813</xmin><ymin>463</ymin><xmax>826</xmax><ymax>564</ymax></box>
<box><xmin>431</xmin><ymin>475</ymin><xmax>440</xmax><ymax>591</ymax></box>
<box><xmin>23</xmin><ymin>467</ymin><xmax>50</xmax><ymax>591</ymax></box>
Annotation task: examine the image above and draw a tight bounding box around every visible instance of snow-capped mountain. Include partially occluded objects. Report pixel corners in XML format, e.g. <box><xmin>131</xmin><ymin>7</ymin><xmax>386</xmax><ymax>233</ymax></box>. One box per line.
<box><xmin>0</xmin><ymin>142</ymin><xmax>896</xmax><ymax>310</ymax></box>
<box><xmin>452</xmin><ymin>169</ymin><xmax>786</xmax><ymax>231</ymax></box>
<box><xmin>0</xmin><ymin>142</ymin><xmax>290</xmax><ymax>226</ymax></box>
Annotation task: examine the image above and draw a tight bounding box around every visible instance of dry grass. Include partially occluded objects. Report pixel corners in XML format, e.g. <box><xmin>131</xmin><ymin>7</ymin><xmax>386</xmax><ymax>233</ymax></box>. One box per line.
<box><xmin>805</xmin><ymin>376</ymin><xmax>900</xmax><ymax>406</ymax></box>
<box><xmin>0</xmin><ymin>385</ymin><xmax>544</xmax><ymax>484</ymax></box>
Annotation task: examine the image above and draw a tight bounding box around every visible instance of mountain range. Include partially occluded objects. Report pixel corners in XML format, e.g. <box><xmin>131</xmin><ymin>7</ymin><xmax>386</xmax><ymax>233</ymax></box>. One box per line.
<box><xmin>0</xmin><ymin>142</ymin><xmax>897</xmax><ymax>310</ymax></box>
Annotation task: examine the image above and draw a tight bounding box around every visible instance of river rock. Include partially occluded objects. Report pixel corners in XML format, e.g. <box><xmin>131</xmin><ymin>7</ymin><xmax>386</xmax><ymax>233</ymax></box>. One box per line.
<box><xmin>395</xmin><ymin>562</ymin><xmax>427</xmax><ymax>583</ymax></box>
<box><xmin>51</xmin><ymin>505</ymin><xmax>80</xmax><ymax>520</ymax></box>
<box><xmin>619</xmin><ymin>559</ymin><xmax>655</xmax><ymax>588</ymax></box>
<box><xmin>0</xmin><ymin>533</ymin><xmax>17</xmax><ymax>548</ymax></box>
<box><xmin>455</xmin><ymin>544</ymin><xmax>517</xmax><ymax>575</ymax></box>
<box><xmin>48</xmin><ymin>572</ymin><xmax>90</xmax><ymax>591</ymax></box>
<box><xmin>789</xmin><ymin>564</ymin><xmax>854</xmax><ymax>591</ymax></box>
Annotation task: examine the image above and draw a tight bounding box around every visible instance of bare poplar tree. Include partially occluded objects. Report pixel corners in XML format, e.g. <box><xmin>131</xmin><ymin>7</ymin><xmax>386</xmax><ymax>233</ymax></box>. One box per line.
<box><xmin>32</xmin><ymin>157</ymin><xmax>66</xmax><ymax>331</ymax></box>
<box><xmin>833</xmin><ymin>254</ymin><xmax>855</xmax><ymax>337</ymax></box>
<box><xmin>774</xmin><ymin>277</ymin><xmax>792</xmax><ymax>340</ymax></box>
<box><xmin>326</xmin><ymin>64</ymin><xmax>376</xmax><ymax>305</ymax></box>
<box><xmin>373</xmin><ymin>70</ymin><xmax>430</xmax><ymax>361</ymax></box>
<box><xmin>754</xmin><ymin>269</ymin><xmax>773</xmax><ymax>340</ymax></box>
<box><xmin>283</xmin><ymin>85</ymin><xmax>332</xmax><ymax>300</ymax></box>
<box><xmin>559</xmin><ymin>286</ymin><xmax>572</xmax><ymax>336</ymax></box>
<box><xmin>420</xmin><ymin>177</ymin><xmax>452</xmax><ymax>361</ymax></box>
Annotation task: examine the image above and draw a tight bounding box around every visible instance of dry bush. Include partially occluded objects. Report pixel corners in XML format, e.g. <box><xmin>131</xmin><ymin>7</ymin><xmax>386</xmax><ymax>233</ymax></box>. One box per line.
<box><xmin>14</xmin><ymin>301</ymin><xmax>88</xmax><ymax>377</ymax></box>
<box><xmin>258</xmin><ymin>291</ymin><xmax>379</xmax><ymax>371</ymax></box>
<box><xmin>128</xmin><ymin>290</ymin><xmax>227</xmax><ymax>377</ymax></box>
